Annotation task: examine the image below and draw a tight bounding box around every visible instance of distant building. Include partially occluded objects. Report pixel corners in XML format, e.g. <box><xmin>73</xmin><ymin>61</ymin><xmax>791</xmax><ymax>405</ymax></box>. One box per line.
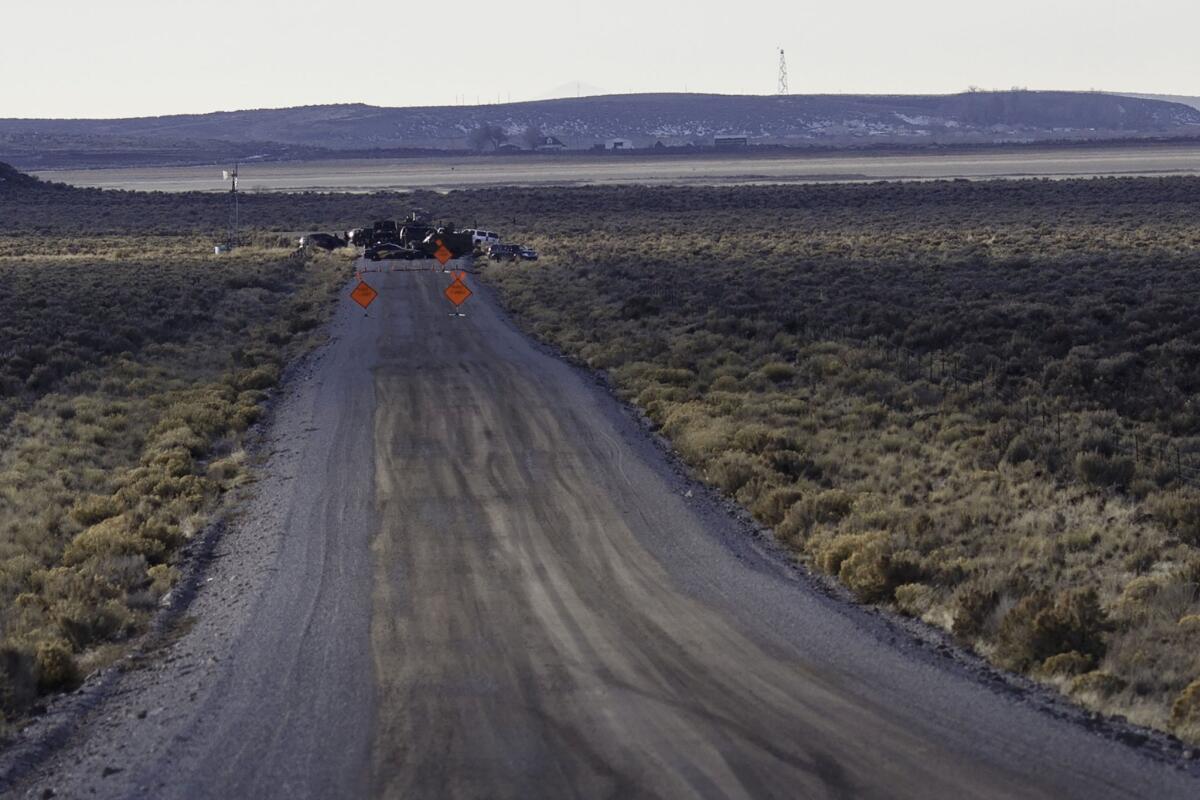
<box><xmin>497</xmin><ymin>142</ymin><xmax>522</xmax><ymax>151</ymax></box>
<box><xmin>714</xmin><ymin>136</ymin><xmax>749</xmax><ymax>148</ymax></box>
<box><xmin>533</xmin><ymin>135</ymin><xmax>567</xmax><ymax>151</ymax></box>
<box><xmin>653</xmin><ymin>140</ymin><xmax>667</xmax><ymax>149</ymax></box>
<box><xmin>607</xmin><ymin>138</ymin><xmax>634</xmax><ymax>150</ymax></box>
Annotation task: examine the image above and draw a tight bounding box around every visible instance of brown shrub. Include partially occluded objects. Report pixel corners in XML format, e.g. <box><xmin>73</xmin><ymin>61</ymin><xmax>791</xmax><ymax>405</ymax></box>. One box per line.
<box><xmin>1148</xmin><ymin>488</ymin><xmax>1200</xmax><ymax>546</ymax></box>
<box><xmin>1171</xmin><ymin>679</ymin><xmax>1200</xmax><ymax>740</ymax></box>
<box><xmin>995</xmin><ymin>589</ymin><xmax>1109</xmax><ymax>671</ymax></box>
<box><xmin>35</xmin><ymin>640</ymin><xmax>80</xmax><ymax>692</ymax></box>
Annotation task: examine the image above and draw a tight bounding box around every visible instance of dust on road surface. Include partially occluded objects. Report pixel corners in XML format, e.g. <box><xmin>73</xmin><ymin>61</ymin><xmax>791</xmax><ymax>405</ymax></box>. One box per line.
<box><xmin>32</xmin><ymin>144</ymin><xmax>1200</xmax><ymax>192</ymax></box>
<box><xmin>8</xmin><ymin>263</ymin><xmax>1199</xmax><ymax>799</ymax></box>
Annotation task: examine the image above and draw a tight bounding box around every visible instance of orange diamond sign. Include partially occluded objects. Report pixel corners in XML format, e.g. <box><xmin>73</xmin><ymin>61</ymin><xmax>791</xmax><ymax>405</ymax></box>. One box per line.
<box><xmin>444</xmin><ymin>275</ymin><xmax>472</xmax><ymax>307</ymax></box>
<box><xmin>350</xmin><ymin>280</ymin><xmax>378</xmax><ymax>309</ymax></box>
<box><xmin>433</xmin><ymin>238</ymin><xmax>453</xmax><ymax>266</ymax></box>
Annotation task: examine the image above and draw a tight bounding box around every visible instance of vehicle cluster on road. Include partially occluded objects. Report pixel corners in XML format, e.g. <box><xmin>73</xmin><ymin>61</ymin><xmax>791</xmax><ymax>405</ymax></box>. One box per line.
<box><xmin>297</xmin><ymin>214</ymin><xmax>537</xmax><ymax>263</ymax></box>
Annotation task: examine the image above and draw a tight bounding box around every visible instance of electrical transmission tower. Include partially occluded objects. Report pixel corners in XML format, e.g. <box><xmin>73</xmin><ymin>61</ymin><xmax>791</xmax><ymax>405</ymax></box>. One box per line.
<box><xmin>777</xmin><ymin>48</ymin><xmax>789</xmax><ymax>95</ymax></box>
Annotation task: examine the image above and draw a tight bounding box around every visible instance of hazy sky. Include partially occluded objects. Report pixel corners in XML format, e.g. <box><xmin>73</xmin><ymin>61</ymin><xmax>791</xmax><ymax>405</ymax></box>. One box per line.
<box><xmin>2</xmin><ymin>0</ymin><xmax>1197</xmax><ymax>118</ymax></box>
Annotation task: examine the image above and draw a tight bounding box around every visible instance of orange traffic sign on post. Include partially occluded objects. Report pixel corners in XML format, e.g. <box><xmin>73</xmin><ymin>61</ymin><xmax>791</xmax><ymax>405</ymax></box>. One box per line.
<box><xmin>351</xmin><ymin>280</ymin><xmax>378</xmax><ymax>310</ymax></box>
<box><xmin>444</xmin><ymin>275</ymin><xmax>472</xmax><ymax>308</ymax></box>
<box><xmin>433</xmin><ymin>238</ymin><xmax>453</xmax><ymax>266</ymax></box>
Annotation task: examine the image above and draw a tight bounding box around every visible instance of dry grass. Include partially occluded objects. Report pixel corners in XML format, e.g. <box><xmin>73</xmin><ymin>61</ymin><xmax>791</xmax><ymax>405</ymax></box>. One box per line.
<box><xmin>0</xmin><ymin>233</ymin><xmax>351</xmax><ymax>729</ymax></box>
<box><xmin>5</xmin><ymin>168</ymin><xmax>1200</xmax><ymax>744</ymax></box>
<box><xmin>482</xmin><ymin>176</ymin><xmax>1200</xmax><ymax>743</ymax></box>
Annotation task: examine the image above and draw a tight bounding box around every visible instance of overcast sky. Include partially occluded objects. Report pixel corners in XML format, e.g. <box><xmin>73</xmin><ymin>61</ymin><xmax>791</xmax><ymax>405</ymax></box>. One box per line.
<box><xmin>2</xmin><ymin>0</ymin><xmax>1197</xmax><ymax>118</ymax></box>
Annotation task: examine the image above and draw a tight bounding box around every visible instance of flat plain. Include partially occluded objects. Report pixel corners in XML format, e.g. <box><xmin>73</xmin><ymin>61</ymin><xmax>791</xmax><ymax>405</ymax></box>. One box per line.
<box><xmin>30</xmin><ymin>143</ymin><xmax>1200</xmax><ymax>192</ymax></box>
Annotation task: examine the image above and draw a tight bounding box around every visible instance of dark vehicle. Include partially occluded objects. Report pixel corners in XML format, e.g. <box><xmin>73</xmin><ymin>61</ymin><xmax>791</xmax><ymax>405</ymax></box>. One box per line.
<box><xmin>519</xmin><ymin>246</ymin><xmax>539</xmax><ymax>261</ymax></box>
<box><xmin>488</xmin><ymin>243</ymin><xmax>522</xmax><ymax>262</ymax></box>
<box><xmin>366</xmin><ymin>242</ymin><xmax>422</xmax><ymax>261</ymax></box>
<box><xmin>369</xmin><ymin>220</ymin><xmax>400</xmax><ymax>246</ymax></box>
<box><xmin>299</xmin><ymin>233</ymin><xmax>346</xmax><ymax>251</ymax></box>
<box><xmin>421</xmin><ymin>226</ymin><xmax>475</xmax><ymax>260</ymax></box>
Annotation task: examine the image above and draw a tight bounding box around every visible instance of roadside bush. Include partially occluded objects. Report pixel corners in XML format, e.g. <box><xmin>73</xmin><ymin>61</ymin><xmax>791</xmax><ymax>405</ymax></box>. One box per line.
<box><xmin>780</xmin><ymin>489</ymin><xmax>855</xmax><ymax>538</ymax></box>
<box><xmin>752</xmin><ymin>486</ymin><xmax>806</xmax><ymax>527</ymax></box>
<box><xmin>707</xmin><ymin>451</ymin><xmax>765</xmax><ymax>496</ymax></box>
<box><xmin>1171</xmin><ymin>679</ymin><xmax>1200</xmax><ymax>740</ymax></box>
<box><xmin>995</xmin><ymin>589</ymin><xmax>1109</xmax><ymax>671</ymax></box>
<box><xmin>835</xmin><ymin>535</ymin><xmax>924</xmax><ymax>603</ymax></box>
<box><xmin>1037</xmin><ymin>650</ymin><xmax>1095</xmax><ymax>677</ymax></box>
<box><xmin>34</xmin><ymin>640</ymin><xmax>80</xmax><ymax>692</ymax></box>
<box><xmin>893</xmin><ymin>582</ymin><xmax>936</xmax><ymax>618</ymax></box>
<box><xmin>1070</xmin><ymin>671</ymin><xmax>1127</xmax><ymax>699</ymax></box>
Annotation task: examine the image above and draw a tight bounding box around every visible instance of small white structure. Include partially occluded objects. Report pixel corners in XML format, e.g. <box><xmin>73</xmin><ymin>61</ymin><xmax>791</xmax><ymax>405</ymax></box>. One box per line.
<box><xmin>607</xmin><ymin>138</ymin><xmax>634</xmax><ymax>150</ymax></box>
<box><xmin>534</xmin><ymin>135</ymin><xmax>567</xmax><ymax>151</ymax></box>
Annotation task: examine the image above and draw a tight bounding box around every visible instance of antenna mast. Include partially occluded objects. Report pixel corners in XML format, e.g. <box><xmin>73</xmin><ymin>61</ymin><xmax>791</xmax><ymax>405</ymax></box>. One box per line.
<box><xmin>777</xmin><ymin>48</ymin><xmax>789</xmax><ymax>95</ymax></box>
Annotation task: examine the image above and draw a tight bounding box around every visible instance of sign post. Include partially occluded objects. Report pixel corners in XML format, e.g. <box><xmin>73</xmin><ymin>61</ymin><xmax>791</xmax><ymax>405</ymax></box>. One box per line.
<box><xmin>444</xmin><ymin>270</ymin><xmax>471</xmax><ymax>316</ymax></box>
<box><xmin>350</xmin><ymin>280</ymin><xmax>378</xmax><ymax>315</ymax></box>
<box><xmin>433</xmin><ymin>238</ymin><xmax>453</xmax><ymax>269</ymax></box>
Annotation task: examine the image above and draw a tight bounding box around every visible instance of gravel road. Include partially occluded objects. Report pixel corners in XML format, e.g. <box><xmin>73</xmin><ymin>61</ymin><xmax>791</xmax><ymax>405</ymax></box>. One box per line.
<box><xmin>5</xmin><ymin>263</ymin><xmax>1198</xmax><ymax>799</ymax></box>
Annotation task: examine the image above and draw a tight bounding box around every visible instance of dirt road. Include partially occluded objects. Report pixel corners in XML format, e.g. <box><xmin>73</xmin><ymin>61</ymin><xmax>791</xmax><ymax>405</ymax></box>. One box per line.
<box><xmin>8</xmin><ymin>265</ymin><xmax>1199</xmax><ymax>798</ymax></box>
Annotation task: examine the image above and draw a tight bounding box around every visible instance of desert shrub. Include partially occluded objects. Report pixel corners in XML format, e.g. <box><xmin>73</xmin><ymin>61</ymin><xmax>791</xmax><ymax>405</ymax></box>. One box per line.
<box><xmin>893</xmin><ymin>582</ymin><xmax>936</xmax><ymax>618</ymax></box>
<box><xmin>1004</xmin><ymin>436</ymin><xmax>1037</xmax><ymax>465</ymax></box>
<box><xmin>1070</xmin><ymin>671</ymin><xmax>1127</xmax><ymax>699</ymax></box>
<box><xmin>233</xmin><ymin>365</ymin><xmax>280</xmax><ymax>392</ymax></box>
<box><xmin>995</xmin><ymin>589</ymin><xmax>1109</xmax><ymax>671</ymax></box>
<box><xmin>1037</xmin><ymin>650</ymin><xmax>1095</xmax><ymax>677</ymax></box>
<box><xmin>1147</xmin><ymin>488</ymin><xmax>1200</xmax><ymax>546</ymax></box>
<box><xmin>34</xmin><ymin>640</ymin><xmax>80</xmax><ymax>692</ymax></box>
<box><xmin>781</xmin><ymin>489</ymin><xmax>855</xmax><ymax>537</ymax></box>
<box><xmin>759</xmin><ymin>362</ymin><xmax>795</xmax><ymax>384</ymax></box>
<box><xmin>753</xmin><ymin>486</ymin><xmax>806</xmax><ymax>527</ymax></box>
<box><xmin>0</xmin><ymin>647</ymin><xmax>37</xmax><ymax>714</ymax></box>
<box><xmin>1171</xmin><ymin>679</ymin><xmax>1200</xmax><ymax>741</ymax></box>
<box><xmin>60</xmin><ymin>516</ymin><xmax>167</xmax><ymax>566</ymax></box>
<box><xmin>834</xmin><ymin>535</ymin><xmax>924</xmax><ymax>603</ymax></box>
<box><xmin>813</xmin><ymin>532</ymin><xmax>872</xmax><ymax>576</ymax></box>
<box><xmin>1074</xmin><ymin>451</ymin><xmax>1135</xmax><ymax>490</ymax></box>
<box><xmin>706</xmin><ymin>451</ymin><xmax>765</xmax><ymax>496</ymax></box>
<box><xmin>69</xmin><ymin>494</ymin><xmax>122</xmax><ymax>527</ymax></box>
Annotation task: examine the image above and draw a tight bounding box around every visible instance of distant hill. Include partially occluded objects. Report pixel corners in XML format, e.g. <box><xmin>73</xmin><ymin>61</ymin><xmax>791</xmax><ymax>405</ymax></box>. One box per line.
<box><xmin>0</xmin><ymin>161</ymin><xmax>56</xmax><ymax>192</ymax></box>
<box><xmin>4</xmin><ymin>91</ymin><xmax>1199</xmax><ymax>168</ymax></box>
<box><xmin>1120</xmin><ymin>93</ymin><xmax>1200</xmax><ymax>112</ymax></box>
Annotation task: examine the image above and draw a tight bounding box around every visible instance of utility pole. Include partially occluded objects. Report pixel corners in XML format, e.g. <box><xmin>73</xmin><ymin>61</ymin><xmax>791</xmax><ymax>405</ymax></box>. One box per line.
<box><xmin>777</xmin><ymin>48</ymin><xmax>789</xmax><ymax>95</ymax></box>
<box><xmin>220</xmin><ymin>163</ymin><xmax>239</xmax><ymax>251</ymax></box>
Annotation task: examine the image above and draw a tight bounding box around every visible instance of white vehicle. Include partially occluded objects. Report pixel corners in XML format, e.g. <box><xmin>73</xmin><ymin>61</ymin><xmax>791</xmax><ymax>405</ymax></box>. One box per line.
<box><xmin>465</xmin><ymin>229</ymin><xmax>501</xmax><ymax>247</ymax></box>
